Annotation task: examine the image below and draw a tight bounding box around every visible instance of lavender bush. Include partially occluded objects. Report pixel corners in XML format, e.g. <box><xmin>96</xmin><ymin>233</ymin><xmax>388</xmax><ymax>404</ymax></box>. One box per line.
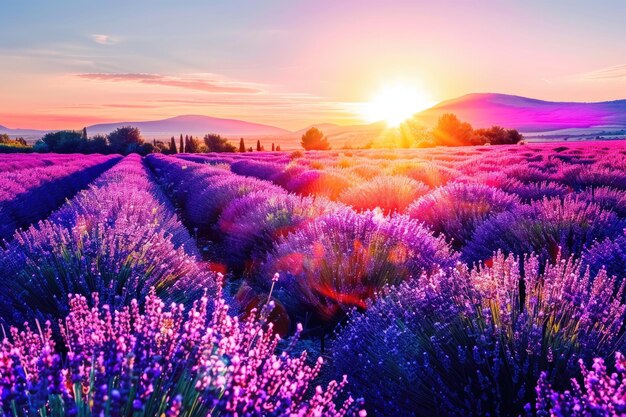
<box><xmin>261</xmin><ymin>207</ymin><xmax>456</xmax><ymax>323</ymax></box>
<box><xmin>185</xmin><ymin>174</ymin><xmax>285</xmax><ymax>233</ymax></box>
<box><xmin>0</xmin><ymin>274</ymin><xmax>364</xmax><ymax>416</ymax></box>
<box><xmin>333</xmin><ymin>253</ymin><xmax>626</xmax><ymax>416</ymax></box>
<box><xmin>218</xmin><ymin>191</ymin><xmax>339</xmax><ymax>268</ymax></box>
<box><xmin>407</xmin><ymin>182</ymin><xmax>520</xmax><ymax>249</ymax></box>
<box><xmin>463</xmin><ymin>196</ymin><xmax>624</xmax><ymax>265</ymax></box>
<box><xmin>535</xmin><ymin>352</ymin><xmax>626</xmax><ymax>416</ymax></box>
<box><xmin>339</xmin><ymin>175</ymin><xmax>429</xmax><ymax>215</ymax></box>
<box><xmin>583</xmin><ymin>232</ymin><xmax>626</xmax><ymax>280</ymax></box>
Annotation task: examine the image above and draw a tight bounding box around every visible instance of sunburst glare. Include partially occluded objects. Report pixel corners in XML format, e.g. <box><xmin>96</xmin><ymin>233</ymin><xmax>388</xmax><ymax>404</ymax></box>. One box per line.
<box><xmin>361</xmin><ymin>83</ymin><xmax>435</xmax><ymax>127</ymax></box>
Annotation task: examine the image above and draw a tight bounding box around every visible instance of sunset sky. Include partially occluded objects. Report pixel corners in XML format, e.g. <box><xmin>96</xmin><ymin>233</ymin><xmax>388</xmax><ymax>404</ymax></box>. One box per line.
<box><xmin>1</xmin><ymin>0</ymin><xmax>625</xmax><ymax>130</ymax></box>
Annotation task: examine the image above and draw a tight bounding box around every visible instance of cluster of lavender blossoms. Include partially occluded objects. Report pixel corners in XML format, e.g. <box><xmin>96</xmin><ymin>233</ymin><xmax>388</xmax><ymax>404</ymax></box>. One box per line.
<box><xmin>0</xmin><ymin>273</ymin><xmax>364</xmax><ymax>417</ymax></box>
<box><xmin>338</xmin><ymin>175</ymin><xmax>430</xmax><ymax>214</ymax></box>
<box><xmin>261</xmin><ymin>207</ymin><xmax>456</xmax><ymax>323</ymax></box>
<box><xmin>463</xmin><ymin>196</ymin><xmax>625</xmax><ymax>265</ymax></box>
<box><xmin>333</xmin><ymin>253</ymin><xmax>626</xmax><ymax>416</ymax></box>
<box><xmin>535</xmin><ymin>352</ymin><xmax>626</xmax><ymax>416</ymax></box>
<box><xmin>407</xmin><ymin>182</ymin><xmax>520</xmax><ymax>249</ymax></box>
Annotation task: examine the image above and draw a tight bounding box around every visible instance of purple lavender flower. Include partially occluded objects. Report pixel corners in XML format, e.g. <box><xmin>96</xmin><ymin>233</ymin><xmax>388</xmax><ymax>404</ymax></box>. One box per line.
<box><xmin>261</xmin><ymin>207</ymin><xmax>456</xmax><ymax>323</ymax></box>
<box><xmin>0</xmin><ymin>276</ymin><xmax>364</xmax><ymax>417</ymax></box>
<box><xmin>463</xmin><ymin>196</ymin><xmax>624</xmax><ymax>265</ymax></box>
<box><xmin>333</xmin><ymin>253</ymin><xmax>626</xmax><ymax>416</ymax></box>
<box><xmin>407</xmin><ymin>182</ymin><xmax>520</xmax><ymax>249</ymax></box>
<box><xmin>339</xmin><ymin>175</ymin><xmax>430</xmax><ymax>215</ymax></box>
<box><xmin>535</xmin><ymin>352</ymin><xmax>626</xmax><ymax>416</ymax></box>
<box><xmin>0</xmin><ymin>155</ymin><xmax>214</xmax><ymax>327</ymax></box>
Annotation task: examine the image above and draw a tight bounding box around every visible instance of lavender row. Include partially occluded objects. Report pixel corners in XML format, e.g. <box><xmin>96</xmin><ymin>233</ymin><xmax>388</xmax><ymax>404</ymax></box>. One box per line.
<box><xmin>0</xmin><ymin>153</ymin><xmax>79</xmax><ymax>174</ymax></box>
<box><xmin>0</xmin><ymin>154</ymin><xmax>213</xmax><ymax>327</ymax></box>
<box><xmin>0</xmin><ymin>154</ymin><xmax>364</xmax><ymax>416</ymax></box>
<box><xmin>196</xmin><ymin>144</ymin><xmax>626</xmax><ymax>270</ymax></box>
<box><xmin>148</xmin><ymin>154</ymin><xmax>456</xmax><ymax>330</ymax></box>
<box><xmin>0</xmin><ymin>154</ymin><xmax>121</xmax><ymax>241</ymax></box>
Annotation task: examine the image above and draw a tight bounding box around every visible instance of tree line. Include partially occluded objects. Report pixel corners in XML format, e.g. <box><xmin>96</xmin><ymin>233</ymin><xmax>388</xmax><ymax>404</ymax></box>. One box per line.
<box><xmin>0</xmin><ymin>127</ymin><xmax>283</xmax><ymax>155</ymax></box>
<box><xmin>300</xmin><ymin>113</ymin><xmax>524</xmax><ymax>150</ymax></box>
<box><xmin>0</xmin><ymin>134</ymin><xmax>31</xmax><ymax>153</ymax></box>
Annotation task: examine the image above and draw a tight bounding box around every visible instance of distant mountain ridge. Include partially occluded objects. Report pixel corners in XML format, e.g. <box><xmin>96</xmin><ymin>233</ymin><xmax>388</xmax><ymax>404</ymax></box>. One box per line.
<box><xmin>2</xmin><ymin>93</ymin><xmax>626</xmax><ymax>146</ymax></box>
<box><xmin>414</xmin><ymin>93</ymin><xmax>626</xmax><ymax>132</ymax></box>
<box><xmin>86</xmin><ymin>115</ymin><xmax>291</xmax><ymax>138</ymax></box>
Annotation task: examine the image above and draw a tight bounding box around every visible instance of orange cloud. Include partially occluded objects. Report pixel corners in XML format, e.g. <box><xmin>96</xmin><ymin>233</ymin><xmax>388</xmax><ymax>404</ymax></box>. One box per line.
<box><xmin>76</xmin><ymin>73</ymin><xmax>261</xmax><ymax>93</ymax></box>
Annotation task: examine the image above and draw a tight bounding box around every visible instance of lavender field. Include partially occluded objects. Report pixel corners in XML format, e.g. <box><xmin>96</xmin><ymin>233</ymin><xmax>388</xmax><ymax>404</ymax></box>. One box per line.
<box><xmin>2</xmin><ymin>143</ymin><xmax>626</xmax><ymax>416</ymax></box>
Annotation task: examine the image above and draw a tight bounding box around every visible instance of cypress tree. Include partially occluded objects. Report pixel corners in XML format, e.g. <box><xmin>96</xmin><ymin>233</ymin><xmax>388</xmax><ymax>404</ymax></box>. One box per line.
<box><xmin>256</xmin><ymin>140</ymin><xmax>261</xmax><ymax>152</ymax></box>
<box><xmin>179</xmin><ymin>134</ymin><xmax>184</xmax><ymax>153</ymax></box>
<box><xmin>170</xmin><ymin>136</ymin><xmax>177</xmax><ymax>154</ymax></box>
<box><xmin>271</xmin><ymin>143</ymin><xmax>275</xmax><ymax>151</ymax></box>
<box><xmin>239</xmin><ymin>138</ymin><xmax>246</xmax><ymax>152</ymax></box>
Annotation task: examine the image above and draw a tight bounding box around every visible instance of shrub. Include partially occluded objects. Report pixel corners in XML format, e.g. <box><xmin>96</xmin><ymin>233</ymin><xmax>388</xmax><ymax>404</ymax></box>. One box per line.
<box><xmin>387</xmin><ymin>162</ymin><xmax>456</xmax><ymax>187</ymax></box>
<box><xmin>203</xmin><ymin>133</ymin><xmax>237</xmax><ymax>152</ymax></box>
<box><xmin>501</xmin><ymin>179</ymin><xmax>570</xmax><ymax>202</ymax></box>
<box><xmin>0</xmin><ymin>276</ymin><xmax>363</xmax><ymax>416</ymax></box>
<box><xmin>185</xmin><ymin>175</ymin><xmax>286</xmax><ymax>233</ymax></box>
<box><xmin>463</xmin><ymin>196</ymin><xmax>624</xmax><ymax>265</ymax></box>
<box><xmin>218</xmin><ymin>192</ymin><xmax>339</xmax><ymax>267</ymax></box>
<box><xmin>284</xmin><ymin>169</ymin><xmax>354</xmax><ymax>200</ymax></box>
<box><xmin>583</xmin><ymin>232</ymin><xmax>626</xmax><ymax>280</ymax></box>
<box><xmin>260</xmin><ymin>208</ymin><xmax>456</xmax><ymax>324</ymax></box>
<box><xmin>333</xmin><ymin>253</ymin><xmax>626</xmax><ymax>416</ymax></box>
<box><xmin>560</xmin><ymin>165</ymin><xmax>626</xmax><ymax>191</ymax></box>
<box><xmin>339</xmin><ymin>175</ymin><xmax>429</xmax><ymax>215</ymax></box>
<box><xmin>301</xmin><ymin>127</ymin><xmax>331</xmax><ymax>150</ymax></box>
<box><xmin>535</xmin><ymin>352</ymin><xmax>626</xmax><ymax>416</ymax></box>
<box><xmin>407</xmin><ymin>182</ymin><xmax>520</xmax><ymax>249</ymax></box>
<box><xmin>230</xmin><ymin>159</ymin><xmax>284</xmax><ymax>181</ymax></box>
<box><xmin>577</xmin><ymin>186</ymin><xmax>626</xmax><ymax>217</ymax></box>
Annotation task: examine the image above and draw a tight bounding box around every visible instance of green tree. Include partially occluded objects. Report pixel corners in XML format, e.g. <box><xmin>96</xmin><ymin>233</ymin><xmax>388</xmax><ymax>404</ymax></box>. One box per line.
<box><xmin>203</xmin><ymin>133</ymin><xmax>236</xmax><ymax>152</ymax></box>
<box><xmin>40</xmin><ymin>130</ymin><xmax>85</xmax><ymax>153</ymax></box>
<box><xmin>186</xmin><ymin>135</ymin><xmax>201</xmax><ymax>153</ymax></box>
<box><xmin>301</xmin><ymin>127</ymin><xmax>331</xmax><ymax>150</ymax></box>
<box><xmin>79</xmin><ymin>134</ymin><xmax>109</xmax><ymax>154</ymax></box>
<box><xmin>431</xmin><ymin>113</ymin><xmax>474</xmax><ymax>146</ymax></box>
<box><xmin>107</xmin><ymin>126</ymin><xmax>143</xmax><ymax>154</ymax></box>
<box><xmin>169</xmin><ymin>136</ymin><xmax>178</xmax><ymax>154</ymax></box>
<box><xmin>474</xmin><ymin>126</ymin><xmax>523</xmax><ymax>145</ymax></box>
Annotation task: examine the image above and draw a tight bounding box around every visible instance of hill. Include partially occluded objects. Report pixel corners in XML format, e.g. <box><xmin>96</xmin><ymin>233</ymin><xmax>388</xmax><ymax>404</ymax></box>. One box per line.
<box><xmin>414</xmin><ymin>93</ymin><xmax>626</xmax><ymax>132</ymax></box>
<box><xmin>87</xmin><ymin>115</ymin><xmax>291</xmax><ymax>139</ymax></box>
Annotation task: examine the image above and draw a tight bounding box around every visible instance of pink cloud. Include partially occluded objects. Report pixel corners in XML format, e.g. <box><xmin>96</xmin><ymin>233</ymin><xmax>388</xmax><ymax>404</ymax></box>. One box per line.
<box><xmin>91</xmin><ymin>34</ymin><xmax>117</xmax><ymax>45</ymax></box>
<box><xmin>77</xmin><ymin>73</ymin><xmax>261</xmax><ymax>93</ymax></box>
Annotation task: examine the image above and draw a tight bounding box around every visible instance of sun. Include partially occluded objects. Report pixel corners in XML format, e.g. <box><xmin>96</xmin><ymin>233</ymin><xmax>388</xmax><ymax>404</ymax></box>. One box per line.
<box><xmin>361</xmin><ymin>84</ymin><xmax>435</xmax><ymax>127</ymax></box>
